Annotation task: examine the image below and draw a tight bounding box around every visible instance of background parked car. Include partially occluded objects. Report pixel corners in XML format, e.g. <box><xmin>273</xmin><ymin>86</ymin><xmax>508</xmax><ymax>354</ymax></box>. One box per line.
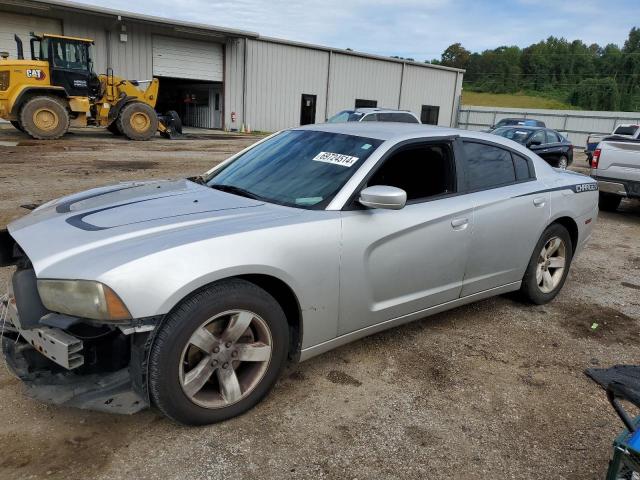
<box><xmin>585</xmin><ymin>124</ymin><xmax>640</xmax><ymax>162</ymax></box>
<box><xmin>327</xmin><ymin>108</ymin><xmax>420</xmax><ymax>124</ymax></box>
<box><xmin>590</xmin><ymin>136</ymin><xmax>640</xmax><ymax>211</ymax></box>
<box><xmin>491</xmin><ymin>126</ymin><xmax>573</xmax><ymax>168</ymax></box>
<box><xmin>488</xmin><ymin>118</ymin><xmax>546</xmax><ymax>131</ymax></box>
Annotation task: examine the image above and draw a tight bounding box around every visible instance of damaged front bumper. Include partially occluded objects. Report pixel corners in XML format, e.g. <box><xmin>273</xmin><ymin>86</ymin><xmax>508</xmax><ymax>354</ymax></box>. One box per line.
<box><xmin>1</xmin><ymin>282</ymin><xmax>157</xmax><ymax>415</ymax></box>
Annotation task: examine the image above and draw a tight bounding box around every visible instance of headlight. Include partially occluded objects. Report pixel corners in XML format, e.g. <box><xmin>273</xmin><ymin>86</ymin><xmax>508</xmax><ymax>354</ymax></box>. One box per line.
<box><xmin>37</xmin><ymin>279</ymin><xmax>131</xmax><ymax>322</ymax></box>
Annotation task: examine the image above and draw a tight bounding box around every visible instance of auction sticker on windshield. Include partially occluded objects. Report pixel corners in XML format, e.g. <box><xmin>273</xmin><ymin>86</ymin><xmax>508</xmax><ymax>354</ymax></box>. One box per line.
<box><xmin>312</xmin><ymin>151</ymin><xmax>359</xmax><ymax>167</ymax></box>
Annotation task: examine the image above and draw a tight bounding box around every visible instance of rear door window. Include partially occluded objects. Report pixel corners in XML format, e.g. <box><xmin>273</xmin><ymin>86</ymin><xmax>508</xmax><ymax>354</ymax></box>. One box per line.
<box><xmin>461</xmin><ymin>141</ymin><xmax>517</xmax><ymax>191</ymax></box>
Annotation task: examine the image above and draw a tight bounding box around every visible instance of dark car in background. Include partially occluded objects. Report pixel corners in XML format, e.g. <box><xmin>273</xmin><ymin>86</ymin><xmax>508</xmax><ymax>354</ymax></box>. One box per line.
<box><xmin>491</xmin><ymin>126</ymin><xmax>573</xmax><ymax>169</ymax></box>
<box><xmin>489</xmin><ymin>118</ymin><xmax>546</xmax><ymax>130</ymax></box>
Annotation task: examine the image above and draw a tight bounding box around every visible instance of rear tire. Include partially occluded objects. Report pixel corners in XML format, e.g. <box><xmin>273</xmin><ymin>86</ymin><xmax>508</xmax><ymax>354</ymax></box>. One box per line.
<box><xmin>19</xmin><ymin>96</ymin><xmax>70</xmax><ymax>140</ymax></box>
<box><xmin>599</xmin><ymin>193</ymin><xmax>622</xmax><ymax>212</ymax></box>
<box><xmin>116</xmin><ymin>102</ymin><xmax>158</xmax><ymax>141</ymax></box>
<box><xmin>149</xmin><ymin>279</ymin><xmax>289</xmax><ymax>425</ymax></box>
<box><xmin>10</xmin><ymin>120</ymin><xmax>24</xmax><ymax>132</ymax></box>
<box><xmin>520</xmin><ymin>223</ymin><xmax>573</xmax><ymax>305</ymax></box>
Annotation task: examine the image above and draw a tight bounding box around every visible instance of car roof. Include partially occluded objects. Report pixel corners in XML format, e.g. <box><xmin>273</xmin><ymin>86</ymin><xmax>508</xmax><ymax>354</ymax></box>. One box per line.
<box><xmin>294</xmin><ymin>122</ymin><xmax>454</xmax><ymax>140</ymax></box>
<box><xmin>495</xmin><ymin>125</ymin><xmax>544</xmax><ymax>131</ymax></box>
<box><xmin>338</xmin><ymin>108</ymin><xmax>415</xmax><ymax>114</ymax></box>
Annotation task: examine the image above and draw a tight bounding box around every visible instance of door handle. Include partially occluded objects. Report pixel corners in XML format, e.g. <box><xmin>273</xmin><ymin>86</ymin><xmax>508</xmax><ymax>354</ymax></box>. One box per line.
<box><xmin>533</xmin><ymin>197</ymin><xmax>546</xmax><ymax>207</ymax></box>
<box><xmin>451</xmin><ymin>217</ymin><xmax>469</xmax><ymax>230</ymax></box>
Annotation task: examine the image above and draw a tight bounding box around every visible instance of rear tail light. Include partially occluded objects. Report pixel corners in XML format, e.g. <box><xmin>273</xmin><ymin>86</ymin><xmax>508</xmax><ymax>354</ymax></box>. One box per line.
<box><xmin>591</xmin><ymin>148</ymin><xmax>601</xmax><ymax>168</ymax></box>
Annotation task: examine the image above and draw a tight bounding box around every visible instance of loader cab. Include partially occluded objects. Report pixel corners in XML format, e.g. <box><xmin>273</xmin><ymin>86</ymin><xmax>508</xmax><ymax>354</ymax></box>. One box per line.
<box><xmin>35</xmin><ymin>34</ymin><xmax>94</xmax><ymax>97</ymax></box>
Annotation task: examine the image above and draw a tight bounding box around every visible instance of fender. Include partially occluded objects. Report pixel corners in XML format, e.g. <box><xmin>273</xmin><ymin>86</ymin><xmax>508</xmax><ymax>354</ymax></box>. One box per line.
<box><xmin>107</xmin><ymin>95</ymin><xmax>139</xmax><ymax>123</ymax></box>
<box><xmin>10</xmin><ymin>85</ymin><xmax>68</xmax><ymax>116</ymax></box>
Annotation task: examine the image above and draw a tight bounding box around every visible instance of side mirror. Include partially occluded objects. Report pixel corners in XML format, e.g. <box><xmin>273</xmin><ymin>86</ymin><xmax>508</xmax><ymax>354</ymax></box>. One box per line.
<box><xmin>359</xmin><ymin>185</ymin><xmax>407</xmax><ymax>210</ymax></box>
<box><xmin>528</xmin><ymin>140</ymin><xmax>542</xmax><ymax>147</ymax></box>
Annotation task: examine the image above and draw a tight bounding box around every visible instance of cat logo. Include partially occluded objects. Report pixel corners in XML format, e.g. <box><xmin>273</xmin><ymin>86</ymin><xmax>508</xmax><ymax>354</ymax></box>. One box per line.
<box><xmin>26</xmin><ymin>69</ymin><xmax>46</xmax><ymax>80</ymax></box>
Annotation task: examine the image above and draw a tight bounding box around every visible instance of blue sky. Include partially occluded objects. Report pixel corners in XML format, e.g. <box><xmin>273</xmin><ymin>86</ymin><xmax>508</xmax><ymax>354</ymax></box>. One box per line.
<box><xmin>77</xmin><ymin>0</ymin><xmax>638</xmax><ymax>60</ymax></box>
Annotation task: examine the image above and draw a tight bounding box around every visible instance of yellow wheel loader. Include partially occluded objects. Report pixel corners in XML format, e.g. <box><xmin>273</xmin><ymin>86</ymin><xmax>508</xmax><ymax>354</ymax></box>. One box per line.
<box><xmin>0</xmin><ymin>33</ymin><xmax>182</xmax><ymax>140</ymax></box>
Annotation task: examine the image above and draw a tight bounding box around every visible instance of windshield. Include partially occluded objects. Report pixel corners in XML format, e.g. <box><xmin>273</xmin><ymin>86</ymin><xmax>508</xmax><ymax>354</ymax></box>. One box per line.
<box><xmin>492</xmin><ymin>127</ymin><xmax>532</xmax><ymax>144</ymax></box>
<box><xmin>206</xmin><ymin>130</ymin><xmax>383</xmax><ymax>208</ymax></box>
<box><xmin>327</xmin><ymin>110</ymin><xmax>365</xmax><ymax>123</ymax></box>
<box><xmin>50</xmin><ymin>38</ymin><xmax>90</xmax><ymax>71</ymax></box>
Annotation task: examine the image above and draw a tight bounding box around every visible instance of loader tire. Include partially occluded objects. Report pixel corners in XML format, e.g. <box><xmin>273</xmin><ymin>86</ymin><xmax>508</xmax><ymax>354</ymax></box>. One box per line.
<box><xmin>10</xmin><ymin>120</ymin><xmax>25</xmax><ymax>133</ymax></box>
<box><xmin>107</xmin><ymin>121</ymin><xmax>123</xmax><ymax>136</ymax></box>
<box><xmin>19</xmin><ymin>96</ymin><xmax>70</xmax><ymax>140</ymax></box>
<box><xmin>117</xmin><ymin>102</ymin><xmax>158</xmax><ymax>141</ymax></box>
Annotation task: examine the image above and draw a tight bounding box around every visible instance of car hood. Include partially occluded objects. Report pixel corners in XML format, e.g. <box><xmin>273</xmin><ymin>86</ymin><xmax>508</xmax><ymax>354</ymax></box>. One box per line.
<box><xmin>8</xmin><ymin>179</ymin><xmax>303</xmax><ymax>276</ymax></box>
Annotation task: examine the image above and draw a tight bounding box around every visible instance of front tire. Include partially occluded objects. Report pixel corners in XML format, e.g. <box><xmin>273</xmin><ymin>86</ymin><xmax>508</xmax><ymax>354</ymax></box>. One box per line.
<box><xmin>10</xmin><ymin>120</ymin><xmax>24</xmax><ymax>132</ymax></box>
<box><xmin>556</xmin><ymin>155</ymin><xmax>568</xmax><ymax>169</ymax></box>
<box><xmin>19</xmin><ymin>96</ymin><xmax>70</xmax><ymax>140</ymax></box>
<box><xmin>599</xmin><ymin>192</ymin><xmax>622</xmax><ymax>212</ymax></box>
<box><xmin>116</xmin><ymin>102</ymin><xmax>158</xmax><ymax>141</ymax></box>
<box><xmin>106</xmin><ymin>121</ymin><xmax>123</xmax><ymax>136</ymax></box>
<box><xmin>520</xmin><ymin>223</ymin><xmax>573</xmax><ymax>304</ymax></box>
<box><xmin>149</xmin><ymin>279</ymin><xmax>289</xmax><ymax>425</ymax></box>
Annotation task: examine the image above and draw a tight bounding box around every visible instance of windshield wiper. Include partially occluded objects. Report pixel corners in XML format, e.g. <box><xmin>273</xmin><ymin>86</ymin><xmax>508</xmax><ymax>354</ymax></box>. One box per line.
<box><xmin>210</xmin><ymin>184</ymin><xmax>263</xmax><ymax>200</ymax></box>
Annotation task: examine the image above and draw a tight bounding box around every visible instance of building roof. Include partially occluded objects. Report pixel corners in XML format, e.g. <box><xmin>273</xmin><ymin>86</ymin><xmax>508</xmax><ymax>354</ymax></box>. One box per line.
<box><xmin>23</xmin><ymin>0</ymin><xmax>260</xmax><ymax>39</ymax></box>
<box><xmin>22</xmin><ymin>0</ymin><xmax>465</xmax><ymax>74</ymax></box>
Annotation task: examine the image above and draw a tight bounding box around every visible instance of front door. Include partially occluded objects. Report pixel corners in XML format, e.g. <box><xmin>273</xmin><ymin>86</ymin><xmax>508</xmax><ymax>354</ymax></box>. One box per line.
<box><xmin>300</xmin><ymin>94</ymin><xmax>317</xmax><ymax>125</ymax></box>
<box><xmin>338</xmin><ymin>141</ymin><xmax>472</xmax><ymax>335</ymax></box>
<box><xmin>48</xmin><ymin>38</ymin><xmax>91</xmax><ymax>97</ymax></box>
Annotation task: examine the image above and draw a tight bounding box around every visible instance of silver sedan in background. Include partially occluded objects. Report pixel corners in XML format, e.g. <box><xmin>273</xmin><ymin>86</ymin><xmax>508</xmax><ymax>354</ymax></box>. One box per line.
<box><xmin>1</xmin><ymin>123</ymin><xmax>598</xmax><ymax>425</ymax></box>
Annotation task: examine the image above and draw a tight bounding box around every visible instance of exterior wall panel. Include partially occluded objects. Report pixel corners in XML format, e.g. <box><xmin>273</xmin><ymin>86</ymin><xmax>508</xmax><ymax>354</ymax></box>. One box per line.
<box><xmin>327</xmin><ymin>54</ymin><xmax>402</xmax><ymax>117</ymax></box>
<box><xmin>0</xmin><ymin>12</ymin><xmax>61</xmax><ymax>58</ymax></box>
<box><xmin>244</xmin><ymin>39</ymin><xmax>329</xmax><ymax>132</ymax></box>
<box><xmin>224</xmin><ymin>39</ymin><xmax>245</xmax><ymax>131</ymax></box>
<box><xmin>399</xmin><ymin>65</ymin><xmax>460</xmax><ymax>126</ymax></box>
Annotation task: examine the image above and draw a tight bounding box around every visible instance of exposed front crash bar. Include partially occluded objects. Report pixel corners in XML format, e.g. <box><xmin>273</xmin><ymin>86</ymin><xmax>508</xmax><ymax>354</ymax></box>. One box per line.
<box><xmin>4</xmin><ymin>280</ymin><xmax>83</xmax><ymax>369</ymax></box>
<box><xmin>2</xmin><ymin>337</ymin><xmax>148</xmax><ymax>414</ymax></box>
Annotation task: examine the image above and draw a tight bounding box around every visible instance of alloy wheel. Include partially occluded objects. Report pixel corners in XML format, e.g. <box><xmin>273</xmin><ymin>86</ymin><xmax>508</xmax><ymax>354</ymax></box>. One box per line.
<box><xmin>536</xmin><ymin>236</ymin><xmax>566</xmax><ymax>293</ymax></box>
<box><xmin>179</xmin><ymin>310</ymin><xmax>273</xmax><ymax>409</ymax></box>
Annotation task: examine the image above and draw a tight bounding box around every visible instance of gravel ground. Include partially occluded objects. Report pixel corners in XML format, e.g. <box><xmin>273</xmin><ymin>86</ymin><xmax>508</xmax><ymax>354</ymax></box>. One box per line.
<box><xmin>0</xmin><ymin>126</ymin><xmax>639</xmax><ymax>480</ymax></box>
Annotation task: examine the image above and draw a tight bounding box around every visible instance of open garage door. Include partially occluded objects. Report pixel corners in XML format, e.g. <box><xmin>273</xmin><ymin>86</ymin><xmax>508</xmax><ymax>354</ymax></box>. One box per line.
<box><xmin>152</xmin><ymin>36</ymin><xmax>223</xmax><ymax>82</ymax></box>
<box><xmin>0</xmin><ymin>13</ymin><xmax>62</xmax><ymax>58</ymax></box>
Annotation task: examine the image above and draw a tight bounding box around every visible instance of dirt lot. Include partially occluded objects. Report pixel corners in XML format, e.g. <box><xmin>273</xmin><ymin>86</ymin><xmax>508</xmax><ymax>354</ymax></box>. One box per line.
<box><xmin>0</xmin><ymin>125</ymin><xmax>639</xmax><ymax>480</ymax></box>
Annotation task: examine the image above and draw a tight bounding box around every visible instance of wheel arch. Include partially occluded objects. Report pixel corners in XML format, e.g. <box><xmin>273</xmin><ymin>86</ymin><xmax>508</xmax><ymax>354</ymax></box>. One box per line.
<box><xmin>549</xmin><ymin>216</ymin><xmax>578</xmax><ymax>255</ymax></box>
<box><xmin>161</xmin><ymin>273</ymin><xmax>303</xmax><ymax>361</ymax></box>
<box><xmin>11</xmin><ymin>86</ymin><xmax>68</xmax><ymax>115</ymax></box>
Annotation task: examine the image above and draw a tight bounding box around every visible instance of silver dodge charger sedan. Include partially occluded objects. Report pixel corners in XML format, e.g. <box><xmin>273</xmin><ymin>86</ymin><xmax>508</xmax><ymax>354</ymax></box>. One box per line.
<box><xmin>1</xmin><ymin>123</ymin><xmax>598</xmax><ymax>425</ymax></box>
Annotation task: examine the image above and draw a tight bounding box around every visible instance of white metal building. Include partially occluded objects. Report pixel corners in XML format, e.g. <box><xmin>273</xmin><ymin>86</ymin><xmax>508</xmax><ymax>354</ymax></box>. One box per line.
<box><xmin>0</xmin><ymin>0</ymin><xmax>464</xmax><ymax>132</ymax></box>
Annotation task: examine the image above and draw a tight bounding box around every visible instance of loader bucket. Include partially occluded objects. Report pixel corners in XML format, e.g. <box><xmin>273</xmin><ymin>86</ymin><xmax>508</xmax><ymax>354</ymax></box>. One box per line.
<box><xmin>158</xmin><ymin>110</ymin><xmax>183</xmax><ymax>139</ymax></box>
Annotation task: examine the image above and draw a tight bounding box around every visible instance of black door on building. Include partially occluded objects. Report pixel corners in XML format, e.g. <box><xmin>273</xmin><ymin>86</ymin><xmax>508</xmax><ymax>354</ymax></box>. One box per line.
<box><xmin>300</xmin><ymin>94</ymin><xmax>317</xmax><ymax>125</ymax></box>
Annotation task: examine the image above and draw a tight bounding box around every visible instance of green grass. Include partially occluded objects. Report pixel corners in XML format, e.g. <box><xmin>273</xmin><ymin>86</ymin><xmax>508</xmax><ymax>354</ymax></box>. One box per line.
<box><xmin>462</xmin><ymin>90</ymin><xmax>576</xmax><ymax>110</ymax></box>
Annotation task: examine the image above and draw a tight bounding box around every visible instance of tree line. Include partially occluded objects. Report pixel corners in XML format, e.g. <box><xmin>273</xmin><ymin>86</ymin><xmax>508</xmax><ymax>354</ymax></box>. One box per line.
<box><xmin>429</xmin><ymin>28</ymin><xmax>640</xmax><ymax>111</ymax></box>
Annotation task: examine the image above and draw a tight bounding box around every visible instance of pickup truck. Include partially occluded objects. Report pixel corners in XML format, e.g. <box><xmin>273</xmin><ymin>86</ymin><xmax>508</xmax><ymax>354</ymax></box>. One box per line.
<box><xmin>585</xmin><ymin>124</ymin><xmax>640</xmax><ymax>162</ymax></box>
<box><xmin>590</xmin><ymin>136</ymin><xmax>640</xmax><ymax>211</ymax></box>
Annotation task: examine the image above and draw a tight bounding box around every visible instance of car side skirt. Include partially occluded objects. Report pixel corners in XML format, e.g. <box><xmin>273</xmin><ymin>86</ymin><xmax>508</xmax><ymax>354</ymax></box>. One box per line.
<box><xmin>299</xmin><ymin>281</ymin><xmax>522</xmax><ymax>361</ymax></box>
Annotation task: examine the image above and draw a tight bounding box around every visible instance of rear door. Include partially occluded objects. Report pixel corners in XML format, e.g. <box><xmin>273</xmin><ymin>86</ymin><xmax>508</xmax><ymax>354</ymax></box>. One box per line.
<box><xmin>459</xmin><ymin>140</ymin><xmax>550</xmax><ymax>296</ymax></box>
